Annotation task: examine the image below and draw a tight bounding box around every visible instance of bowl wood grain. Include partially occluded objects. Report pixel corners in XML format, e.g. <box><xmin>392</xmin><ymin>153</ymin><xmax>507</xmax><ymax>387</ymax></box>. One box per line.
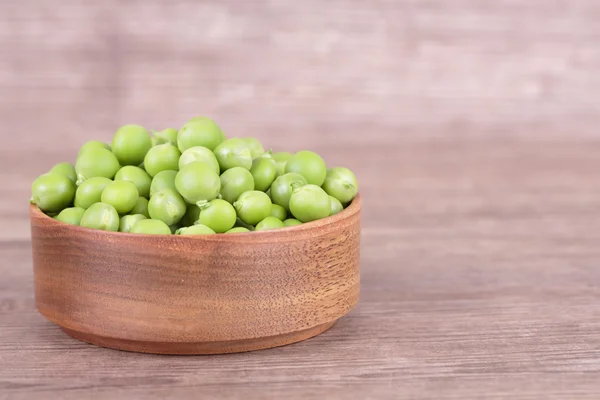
<box><xmin>30</xmin><ymin>195</ymin><xmax>361</xmax><ymax>354</ymax></box>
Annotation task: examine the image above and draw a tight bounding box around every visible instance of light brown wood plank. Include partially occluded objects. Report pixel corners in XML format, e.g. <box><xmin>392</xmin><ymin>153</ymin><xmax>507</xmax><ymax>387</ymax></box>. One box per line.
<box><xmin>4</xmin><ymin>141</ymin><xmax>600</xmax><ymax>398</ymax></box>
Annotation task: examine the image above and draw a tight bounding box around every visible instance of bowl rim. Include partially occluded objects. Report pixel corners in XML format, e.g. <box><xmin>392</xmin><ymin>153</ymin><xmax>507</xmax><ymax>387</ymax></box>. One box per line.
<box><xmin>30</xmin><ymin>193</ymin><xmax>361</xmax><ymax>241</ymax></box>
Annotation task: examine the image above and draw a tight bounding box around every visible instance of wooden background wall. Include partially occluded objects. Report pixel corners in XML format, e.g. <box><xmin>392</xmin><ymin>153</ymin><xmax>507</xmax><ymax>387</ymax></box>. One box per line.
<box><xmin>1</xmin><ymin>0</ymin><xmax>599</xmax><ymax>239</ymax></box>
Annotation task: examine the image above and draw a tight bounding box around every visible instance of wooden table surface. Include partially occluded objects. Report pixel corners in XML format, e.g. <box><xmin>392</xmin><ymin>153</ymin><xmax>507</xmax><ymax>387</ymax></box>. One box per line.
<box><xmin>2</xmin><ymin>140</ymin><xmax>600</xmax><ymax>399</ymax></box>
<box><xmin>3</xmin><ymin>0</ymin><xmax>600</xmax><ymax>398</ymax></box>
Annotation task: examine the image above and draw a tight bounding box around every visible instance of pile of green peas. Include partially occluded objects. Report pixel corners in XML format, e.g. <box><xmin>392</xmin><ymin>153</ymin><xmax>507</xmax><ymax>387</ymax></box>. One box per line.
<box><xmin>30</xmin><ymin>117</ymin><xmax>359</xmax><ymax>235</ymax></box>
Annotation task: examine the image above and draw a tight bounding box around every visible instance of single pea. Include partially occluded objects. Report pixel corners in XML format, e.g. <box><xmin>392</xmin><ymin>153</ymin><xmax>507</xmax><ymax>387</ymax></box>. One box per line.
<box><xmin>234</xmin><ymin>218</ymin><xmax>255</xmax><ymax>231</ymax></box>
<box><xmin>49</xmin><ymin>162</ymin><xmax>76</xmax><ymax>183</ymax></box>
<box><xmin>255</xmin><ymin>216</ymin><xmax>285</xmax><ymax>231</ymax></box>
<box><xmin>225</xmin><ymin>227</ymin><xmax>250</xmax><ymax>234</ymax></box>
<box><xmin>175</xmin><ymin>162</ymin><xmax>221</xmax><ymax>206</ymax></box>
<box><xmin>130</xmin><ymin>219</ymin><xmax>171</xmax><ymax>235</ymax></box>
<box><xmin>130</xmin><ymin>196</ymin><xmax>150</xmax><ymax>218</ymax></box>
<box><xmin>270</xmin><ymin>173</ymin><xmax>307</xmax><ymax>212</ymax></box>
<box><xmin>149</xmin><ymin>170</ymin><xmax>178</xmax><ymax>197</ymax></box>
<box><xmin>285</xmin><ymin>150</ymin><xmax>327</xmax><ymax>186</ymax></box>
<box><xmin>180</xmin><ymin>204</ymin><xmax>201</xmax><ymax>227</ymax></box>
<box><xmin>329</xmin><ymin>195</ymin><xmax>344</xmax><ymax>216</ymax></box>
<box><xmin>283</xmin><ymin>218</ymin><xmax>302</xmax><ymax>227</ymax></box>
<box><xmin>75</xmin><ymin>147</ymin><xmax>120</xmax><ymax>185</ymax></box>
<box><xmin>188</xmin><ymin>116</ymin><xmax>227</xmax><ymax>140</ymax></box>
<box><xmin>198</xmin><ymin>199</ymin><xmax>236</xmax><ymax>233</ymax></box>
<box><xmin>111</xmin><ymin>124</ymin><xmax>152</xmax><ymax>166</ymax></box>
<box><xmin>54</xmin><ymin>207</ymin><xmax>86</xmax><ymax>226</ymax></box>
<box><xmin>114</xmin><ymin>166</ymin><xmax>151</xmax><ymax>198</ymax></box>
<box><xmin>176</xmin><ymin>224</ymin><xmax>216</xmax><ymax>235</ymax></box>
<box><xmin>244</xmin><ymin>137</ymin><xmax>264</xmax><ymax>159</ymax></box>
<box><xmin>153</xmin><ymin>128</ymin><xmax>178</xmax><ymax>146</ymax></box>
<box><xmin>214</xmin><ymin>138</ymin><xmax>253</xmax><ymax>171</ymax></box>
<box><xmin>186</xmin><ymin>116</ymin><xmax>225</xmax><ymax>134</ymax></box>
<box><xmin>148</xmin><ymin>188</ymin><xmax>187</xmax><ymax>226</ymax></box>
<box><xmin>143</xmin><ymin>143</ymin><xmax>181</xmax><ymax>177</ymax></box>
<box><xmin>74</xmin><ymin>177</ymin><xmax>112</xmax><ymax>209</ymax></box>
<box><xmin>100</xmin><ymin>180</ymin><xmax>139</xmax><ymax>214</ymax></box>
<box><xmin>31</xmin><ymin>173</ymin><xmax>76</xmax><ymax>212</ymax></box>
<box><xmin>289</xmin><ymin>184</ymin><xmax>331</xmax><ymax>222</ymax></box>
<box><xmin>234</xmin><ymin>190</ymin><xmax>272</xmax><ymax>226</ymax></box>
<box><xmin>80</xmin><ymin>202</ymin><xmax>120</xmax><ymax>231</ymax></box>
<box><xmin>178</xmin><ymin>146</ymin><xmax>220</xmax><ymax>174</ymax></box>
<box><xmin>119</xmin><ymin>214</ymin><xmax>147</xmax><ymax>233</ymax></box>
<box><xmin>78</xmin><ymin>140</ymin><xmax>111</xmax><ymax>157</ymax></box>
<box><xmin>177</xmin><ymin>118</ymin><xmax>225</xmax><ymax>152</ymax></box>
<box><xmin>269</xmin><ymin>204</ymin><xmax>287</xmax><ymax>221</ymax></box>
<box><xmin>250</xmin><ymin>156</ymin><xmax>277</xmax><ymax>192</ymax></box>
<box><xmin>169</xmin><ymin>224</ymin><xmax>181</xmax><ymax>234</ymax></box>
<box><xmin>271</xmin><ymin>152</ymin><xmax>293</xmax><ymax>176</ymax></box>
<box><xmin>219</xmin><ymin>167</ymin><xmax>254</xmax><ymax>204</ymax></box>
<box><xmin>322</xmin><ymin>167</ymin><xmax>358</xmax><ymax>204</ymax></box>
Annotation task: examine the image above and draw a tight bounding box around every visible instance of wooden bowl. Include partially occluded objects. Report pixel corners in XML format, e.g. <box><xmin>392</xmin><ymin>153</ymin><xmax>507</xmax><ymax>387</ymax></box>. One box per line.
<box><xmin>29</xmin><ymin>195</ymin><xmax>361</xmax><ymax>354</ymax></box>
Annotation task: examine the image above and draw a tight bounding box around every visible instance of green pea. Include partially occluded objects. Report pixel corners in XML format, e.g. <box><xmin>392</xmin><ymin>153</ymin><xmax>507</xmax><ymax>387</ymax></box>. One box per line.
<box><xmin>272</xmin><ymin>152</ymin><xmax>292</xmax><ymax>176</ymax></box>
<box><xmin>114</xmin><ymin>166</ymin><xmax>151</xmax><ymax>198</ymax></box>
<box><xmin>244</xmin><ymin>137</ymin><xmax>264</xmax><ymax>159</ymax></box>
<box><xmin>250</xmin><ymin>156</ymin><xmax>277</xmax><ymax>192</ymax></box>
<box><xmin>198</xmin><ymin>199</ymin><xmax>236</xmax><ymax>233</ymax></box>
<box><xmin>143</xmin><ymin>143</ymin><xmax>181</xmax><ymax>177</ymax></box>
<box><xmin>214</xmin><ymin>138</ymin><xmax>253</xmax><ymax>171</ymax></box>
<box><xmin>329</xmin><ymin>195</ymin><xmax>344</xmax><ymax>216</ymax></box>
<box><xmin>111</xmin><ymin>124</ymin><xmax>152</xmax><ymax>166</ymax></box>
<box><xmin>148</xmin><ymin>188</ymin><xmax>187</xmax><ymax>226</ymax></box>
<box><xmin>234</xmin><ymin>218</ymin><xmax>255</xmax><ymax>231</ymax></box>
<box><xmin>283</xmin><ymin>218</ymin><xmax>302</xmax><ymax>227</ymax></box>
<box><xmin>219</xmin><ymin>167</ymin><xmax>254</xmax><ymax>204</ymax></box>
<box><xmin>175</xmin><ymin>162</ymin><xmax>221</xmax><ymax>206</ymax></box>
<box><xmin>322</xmin><ymin>167</ymin><xmax>358</xmax><ymax>204</ymax></box>
<box><xmin>225</xmin><ymin>227</ymin><xmax>250</xmax><ymax>234</ymax></box>
<box><xmin>188</xmin><ymin>116</ymin><xmax>225</xmax><ymax>137</ymax></box>
<box><xmin>49</xmin><ymin>162</ymin><xmax>76</xmax><ymax>183</ymax></box>
<box><xmin>100</xmin><ymin>180</ymin><xmax>139</xmax><ymax>214</ymax></box>
<box><xmin>130</xmin><ymin>219</ymin><xmax>171</xmax><ymax>235</ymax></box>
<box><xmin>289</xmin><ymin>184</ymin><xmax>330</xmax><ymax>222</ymax></box>
<box><xmin>80</xmin><ymin>203</ymin><xmax>120</xmax><ymax>231</ymax></box>
<box><xmin>177</xmin><ymin>118</ymin><xmax>225</xmax><ymax>152</ymax></box>
<box><xmin>119</xmin><ymin>214</ymin><xmax>147</xmax><ymax>233</ymax></box>
<box><xmin>234</xmin><ymin>190</ymin><xmax>272</xmax><ymax>226</ymax></box>
<box><xmin>149</xmin><ymin>170</ymin><xmax>178</xmax><ymax>197</ymax></box>
<box><xmin>178</xmin><ymin>146</ymin><xmax>220</xmax><ymax>174</ymax></box>
<box><xmin>78</xmin><ymin>140</ymin><xmax>111</xmax><ymax>157</ymax></box>
<box><xmin>270</xmin><ymin>173</ymin><xmax>307</xmax><ymax>212</ymax></box>
<box><xmin>255</xmin><ymin>216</ymin><xmax>284</xmax><ymax>231</ymax></box>
<box><xmin>153</xmin><ymin>128</ymin><xmax>178</xmax><ymax>146</ymax></box>
<box><xmin>31</xmin><ymin>173</ymin><xmax>76</xmax><ymax>212</ymax></box>
<box><xmin>54</xmin><ymin>207</ymin><xmax>86</xmax><ymax>226</ymax></box>
<box><xmin>176</xmin><ymin>224</ymin><xmax>216</xmax><ymax>235</ymax></box>
<box><xmin>75</xmin><ymin>148</ymin><xmax>120</xmax><ymax>185</ymax></box>
<box><xmin>285</xmin><ymin>150</ymin><xmax>327</xmax><ymax>186</ymax></box>
<box><xmin>180</xmin><ymin>204</ymin><xmax>201</xmax><ymax>227</ymax></box>
<box><xmin>130</xmin><ymin>196</ymin><xmax>150</xmax><ymax>218</ymax></box>
<box><xmin>269</xmin><ymin>204</ymin><xmax>287</xmax><ymax>221</ymax></box>
<box><xmin>73</xmin><ymin>177</ymin><xmax>111</xmax><ymax>209</ymax></box>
